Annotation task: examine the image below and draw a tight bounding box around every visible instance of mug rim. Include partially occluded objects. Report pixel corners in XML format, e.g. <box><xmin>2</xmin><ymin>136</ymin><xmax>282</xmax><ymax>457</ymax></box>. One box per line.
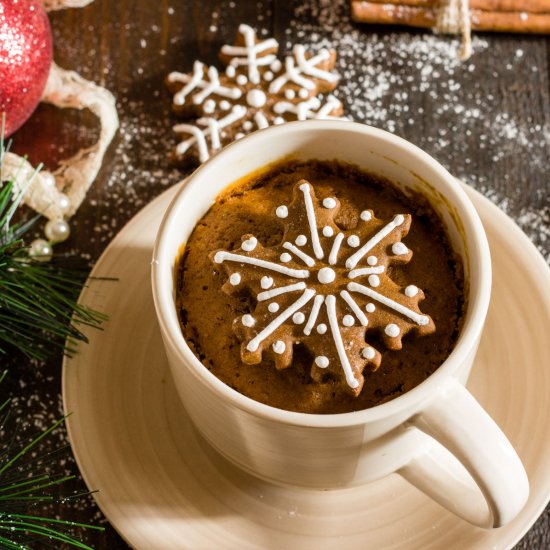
<box><xmin>152</xmin><ymin>120</ymin><xmax>491</xmax><ymax>428</ymax></box>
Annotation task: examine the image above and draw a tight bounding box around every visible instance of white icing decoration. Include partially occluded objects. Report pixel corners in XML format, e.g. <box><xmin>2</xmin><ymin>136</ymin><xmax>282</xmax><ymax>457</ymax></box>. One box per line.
<box><xmin>270</xmin><ymin>59</ymin><xmax>282</xmax><ymax>72</ymax></box>
<box><xmin>235</xmin><ymin>132</ymin><xmax>245</xmax><ymax>139</ymax></box>
<box><xmin>261</xmin><ymin>276</ymin><xmax>273</xmax><ymax>289</ymax></box>
<box><xmin>219</xmin><ymin>100</ymin><xmax>231</xmax><ymax>110</ymax></box>
<box><xmin>272</xmin><ymin>340</ymin><xmax>286</xmax><ymax>354</ymax></box>
<box><xmin>273</xmin><ymin>116</ymin><xmax>285</xmax><ymax>125</ymax></box>
<box><xmin>342</xmin><ymin>314</ymin><xmax>355</xmax><ymax>327</ymax></box>
<box><xmin>340</xmin><ymin>290</ymin><xmax>368</xmax><ymax>326</ymax></box>
<box><xmin>405</xmin><ymin>285</ymin><xmax>419</xmax><ymax>297</ymax></box>
<box><xmin>280</xmin><ymin>252</ymin><xmax>292</xmax><ymax>263</ymax></box>
<box><xmin>246</xmin><ymin>289</ymin><xmax>315</xmax><ymax>352</ymax></box>
<box><xmin>168</xmin><ymin>61</ymin><xmax>242</xmax><ymax>106</ymax></box>
<box><xmin>346</xmin><ymin>214</ymin><xmax>406</xmax><ymax>269</ymax></box>
<box><xmin>298</xmin><ymin>88</ymin><xmax>309</xmax><ymax>99</ymax></box>
<box><xmin>316</xmin><ymin>323</ymin><xmax>327</xmax><ymax>335</ymax></box>
<box><xmin>348</xmin><ymin>266</ymin><xmax>385</xmax><ymax>279</ymax></box>
<box><xmin>368</xmin><ymin>275</ymin><xmax>380</xmax><ymax>287</ymax></box>
<box><xmin>315</xmin><ymin>356</ymin><xmax>329</xmax><ymax>368</ymax></box>
<box><xmin>283</xmin><ymin>242</ymin><xmax>315</xmax><ymax>267</ymax></box>
<box><xmin>203</xmin><ymin>99</ymin><xmax>216</xmax><ymax>114</ymax></box>
<box><xmin>242</xmin><ymin>236</ymin><xmax>258</xmax><ymax>252</ymax></box>
<box><xmin>273</xmin><ymin>95</ymin><xmax>342</xmax><ymax>121</ymax></box>
<box><xmin>328</xmin><ymin>233</ymin><xmax>344</xmax><ymax>265</ymax></box>
<box><xmin>221</xmin><ymin>24</ymin><xmax>278</xmax><ymax>84</ymax></box>
<box><xmin>236</xmin><ymin>74</ymin><xmax>248</xmax><ymax>86</ymax></box>
<box><xmin>293</xmin><ymin>312</ymin><xmax>305</xmax><ymax>324</ymax></box>
<box><xmin>263</xmin><ymin>70</ymin><xmax>274</xmax><ymax>81</ymax></box>
<box><xmin>392</xmin><ymin>242</ymin><xmax>408</xmax><ymax>255</ymax></box>
<box><xmin>322</xmin><ymin>226</ymin><xmax>334</xmax><ymax>237</ymax></box>
<box><xmin>269</xmin><ymin>45</ymin><xmax>338</xmax><ymax>94</ymax></box>
<box><xmin>226</xmin><ymin>65</ymin><xmax>236</xmax><ymax>78</ymax></box>
<box><xmin>299</xmin><ymin>183</ymin><xmax>324</xmax><ymax>260</ymax></box>
<box><xmin>242</xmin><ymin>314</ymin><xmax>255</xmax><ymax>327</ymax></box>
<box><xmin>229</xmin><ymin>273</ymin><xmax>241</xmax><ymax>286</ymax></box>
<box><xmin>268</xmin><ymin>302</ymin><xmax>280</xmax><ymax>313</ymax></box>
<box><xmin>360</xmin><ymin>210</ymin><xmax>372</xmax><ymax>222</ymax></box>
<box><xmin>257</xmin><ymin>282</ymin><xmax>307</xmax><ymax>302</ymax></box>
<box><xmin>246</xmin><ymin>89</ymin><xmax>267</xmax><ymax>108</ymax></box>
<box><xmin>254</xmin><ymin>111</ymin><xmax>269</xmax><ymax>129</ymax></box>
<box><xmin>304</xmin><ymin>295</ymin><xmax>325</xmax><ymax>335</ymax></box>
<box><xmin>325</xmin><ymin>295</ymin><xmax>359</xmax><ymax>390</ymax></box>
<box><xmin>276</xmin><ymin>205</ymin><xmax>288</xmax><ymax>218</ymax></box>
<box><xmin>317</xmin><ymin>267</ymin><xmax>336</xmax><ymax>284</ymax></box>
<box><xmin>295</xmin><ymin>234</ymin><xmax>307</xmax><ymax>246</ymax></box>
<box><xmin>367</xmin><ymin>255</ymin><xmax>378</xmax><ymax>266</ymax></box>
<box><xmin>365</xmin><ymin>303</ymin><xmax>376</xmax><ymax>313</ymax></box>
<box><xmin>323</xmin><ymin>197</ymin><xmax>337</xmax><ymax>209</ymax></box>
<box><xmin>362</xmin><ymin>347</ymin><xmax>376</xmax><ymax>360</ymax></box>
<box><xmin>214</xmin><ymin>251</ymin><xmax>309</xmax><ymax>278</ymax></box>
<box><xmin>347</xmin><ymin>282</ymin><xmax>430</xmax><ymax>326</ymax></box>
<box><xmin>385</xmin><ymin>324</ymin><xmax>400</xmax><ymax>338</ymax></box>
<box><xmin>174</xmin><ymin>105</ymin><xmax>247</xmax><ymax>162</ymax></box>
<box><xmin>347</xmin><ymin>235</ymin><xmax>360</xmax><ymax>247</ymax></box>
<box><xmin>243</xmin><ymin>120</ymin><xmax>253</xmax><ymax>131</ymax></box>
<box><xmin>285</xmin><ymin>89</ymin><xmax>296</xmax><ymax>100</ymax></box>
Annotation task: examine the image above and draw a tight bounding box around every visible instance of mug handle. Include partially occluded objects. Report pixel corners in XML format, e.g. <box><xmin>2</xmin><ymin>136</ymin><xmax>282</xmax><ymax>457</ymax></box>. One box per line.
<box><xmin>398</xmin><ymin>378</ymin><xmax>529</xmax><ymax>528</ymax></box>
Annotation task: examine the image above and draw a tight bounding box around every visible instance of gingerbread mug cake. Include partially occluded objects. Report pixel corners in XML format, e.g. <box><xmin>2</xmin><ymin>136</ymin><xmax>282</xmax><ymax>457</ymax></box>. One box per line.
<box><xmin>152</xmin><ymin>121</ymin><xmax>528</xmax><ymax>529</ymax></box>
<box><xmin>176</xmin><ymin>160</ymin><xmax>464</xmax><ymax>413</ymax></box>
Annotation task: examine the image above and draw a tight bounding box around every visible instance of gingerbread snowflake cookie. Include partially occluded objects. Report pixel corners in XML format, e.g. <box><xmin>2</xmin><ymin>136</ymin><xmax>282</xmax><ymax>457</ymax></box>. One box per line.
<box><xmin>211</xmin><ymin>181</ymin><xmax>435</xmax><ymax>396</ymax></box>
<box><xmin>166</xmin><ymin>24</ymin><xmax>344</xmax><ymax>165</ymax></box>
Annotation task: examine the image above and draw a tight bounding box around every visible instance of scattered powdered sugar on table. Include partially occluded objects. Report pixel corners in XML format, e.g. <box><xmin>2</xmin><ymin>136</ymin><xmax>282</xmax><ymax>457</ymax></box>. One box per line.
<box><xmin>288</xmin><ymin>0</ymin><xmax>549</xmax><ymax>263</ymax></box>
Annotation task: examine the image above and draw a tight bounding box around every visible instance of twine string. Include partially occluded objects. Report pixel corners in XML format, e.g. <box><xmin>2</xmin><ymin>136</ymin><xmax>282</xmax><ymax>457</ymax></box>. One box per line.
<box><xmin>434</xmin><ymin>0</ymin><xmax>473</xmax><ymax>60</ymax></box>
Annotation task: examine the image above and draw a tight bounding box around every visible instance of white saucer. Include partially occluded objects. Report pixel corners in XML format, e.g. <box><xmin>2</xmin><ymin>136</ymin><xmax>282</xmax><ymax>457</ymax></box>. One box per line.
<box><xmin>63</xmin><ymin>183</ymin><xmax>550</xmax><ymax>550</ymax></box>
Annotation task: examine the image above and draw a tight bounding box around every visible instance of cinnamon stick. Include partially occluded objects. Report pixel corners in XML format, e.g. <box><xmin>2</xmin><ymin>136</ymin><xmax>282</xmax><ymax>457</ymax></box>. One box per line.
<box><xmin>351</xmin><ymin>1</ymin><xmax>550</xmax><ymax>33</ymax></box>
<box><xmin>359</xmin><ymin>0</ymin><xmax>550</xmax><ymax>13</ymax></box>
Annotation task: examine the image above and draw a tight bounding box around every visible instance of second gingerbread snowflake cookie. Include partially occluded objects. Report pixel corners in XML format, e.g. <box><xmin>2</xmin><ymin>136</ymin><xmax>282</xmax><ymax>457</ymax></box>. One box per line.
<box><xmin>166</xmin><ymin>24</ymin><xmax>345</xmax><ymax>165</ymax></box>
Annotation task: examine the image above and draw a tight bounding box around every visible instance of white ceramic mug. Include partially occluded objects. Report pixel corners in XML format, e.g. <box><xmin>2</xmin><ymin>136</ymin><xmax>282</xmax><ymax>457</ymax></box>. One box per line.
<box><xmin>151</xmin><ymin>120</ymin><xmax>529</xmax><ymax>529</ymax></box>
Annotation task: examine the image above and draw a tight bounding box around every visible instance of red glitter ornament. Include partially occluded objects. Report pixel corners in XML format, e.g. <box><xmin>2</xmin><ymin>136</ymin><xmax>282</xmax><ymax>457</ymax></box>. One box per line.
<box><xmin>0</xmin><ymin>0</ymin><xmax>53</xmax><ymax>137</ymax></box>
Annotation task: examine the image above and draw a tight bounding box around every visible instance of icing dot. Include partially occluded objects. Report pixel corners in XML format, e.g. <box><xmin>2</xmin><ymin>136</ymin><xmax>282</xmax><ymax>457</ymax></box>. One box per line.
<box><xmin>236</xmin><ymin>74</ymin><xmax>248</xmax><ymax>86</ymax></box>
<box><xmin>343</xmin><ymin>314</ymin><xmax>355</xmax><ymax>327</ymax></box>
<box><xmin>274</xmin><ymin>116</ymin><xmax>285</xmax><ymax>125</ymax></box>
<box><xmin>298</xmin><ymin>88</ymin><xmax>309</xmax><ymax>99</ymax></box>
<box><xmin>246</xmin><ymin>89</ymin><xmax>267</xmax><ymax>108</ymax></box>
<box><xmin>405</xmin><ymin>285</ymin><xmax>419</xmax><ymax>297</ymax></box>
<box><xmin>418</xmin><ymin>315</ymin><xmax>430</xmax><ymax>326</ymax></box>
<box><xmin>261</xmin><ymin>276</ymin><xmax>273</xmax><ymax>289</ymax></box>
<box><xmin>347</xmin><ymin>235</ymin><xmax>360</xmax><ymax>247</ymax></box>
<box><xmin>362</xmin><ymin>347</ymin><xmax>376</xmax><ymax>360</ymax></box>
<box><xmin>270</xmin><ymin>59</ymin><xmax>282</xmax><ymax>72</ymax></box>
<box><xmin>322</xmin><ymin>226</ymin><xmax>334</xmax><ymax>237</ymax></box>
<box><xmin>316</xmin><ymin>324</ymin><xmax>327</xmax><ymax>335</ymax></box>
<box><xmin>368</xmin><ymin>274</ymin><xmax>380</xmax><ymax>287</ymax></box>
<box><xmin>272</xmin><ymin>340</ymin><xmax>286</xmax><ymax>354</ymax></box>
<box><xmin>385</xmin><ymin>324</ymin><xmax>400</xmax><ymax>338</ymax></box>
<box><xmin>243</xmin><ymin>121</ymin><xmax>253</xmax><ymax>131</ymax></box>
<box><xmin>293</xmin><ymin>312</ymin><xmax>305</xmax><ymax>324</ymax></box>
<box><xmin>263</xmin><ymin>70</ymin><xmax>274</xmax><ymax>81</ymax></box>
<box><xmin>295</xmin><ymin>234</ymin><xmax>307</xmax><ymax>246</ymax></box>
<box><xmin>203</xmin><ymin>99</ymin><xmax>216</xmax><ymax>113</ymax></box>
<box><xmin>365</xmin><ymin>303</ymin><xmax>376</xmax><ymax>313</ymax></box>
<box><xmin>242</xmin><ymin>314</ymin><xmax>255</xmax><ymax>327</ymax></box>
<box><xmin>226</xmin><ymin>66</ymin><xmax>236</xmax><ymax>78</ymax></box>
<box><xmin>315</xmin><ymin>356</ymin><xmax>329</xmax><ymax>368</ymax></box>
<box><xmin>235</xmin><ymin>132</ymin><xmax>245</xmax><ymax>139</ymax></box>
<box><xmin>360</xmin><ymin>210</ymin><xmax>372</xmax><ymax>221</ymax></box>
<box><xmin>219</xmin><ymin>100</ymin><xmax>231</xmax><ymax>111</ymax></box>
<box><xmin>367</xmin><ymin>256</ymin><xmax>378</xmax><ymax>266</ymax></box>
<box><xmin>276</xmin><ymin>205</ymin><xmax>288</xmax><ymax>218</ymax></box>
<box><xmin>323</xmin><ymin>197</ymin><xmax>337</xmax><ymax>209</ymax></box>
<box><xmin>229</xmin><ymin>273</ymin><xmax>241</xmax><ymax>286</ymax></box>
<box><xmin>392</xmin><ymin>242</ymin><xmax>408</xmax><ymax>255</ymax></box>
<box><xmin>317</xmin><ymin>267</ymin><xmax>336</xmax><ymax>284</ymax></box>
<box><xmin>242</xmin><ymin>236</ymin><xmax>257</xmax><ymax>252</ymax></box>
<box><xmin>268</xmin><ymin>302</ymin><xmax>280</xmax><ymax>313</ymax></box>
<box><xmin>284</xmin><ymin>89</ymin><xmax>296</xmax><ymax>100</ymax></box>
<box><xmin>395</xmin><ymin>214</ymin><xmax>405</xmax><ymax>226</ymax></box>
<box><xmin>280</xmin><ymin>252</ymin><xmax>292</xmax><ymax>263</ymax></box>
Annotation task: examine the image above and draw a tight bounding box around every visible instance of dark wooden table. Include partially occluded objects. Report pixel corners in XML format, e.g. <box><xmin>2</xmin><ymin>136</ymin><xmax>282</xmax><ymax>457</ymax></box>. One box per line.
<box><xmin>4</xmin><ymin>0</ymin><xmax>549</xmax><ymax>548</ymax></box>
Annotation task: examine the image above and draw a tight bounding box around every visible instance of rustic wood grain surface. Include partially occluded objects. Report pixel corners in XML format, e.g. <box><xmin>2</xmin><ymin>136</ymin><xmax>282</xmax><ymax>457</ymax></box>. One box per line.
<box><xmin>3</xmin><ymin>0</ymin><xmax>549</xmax><ymax>548</ymax></box>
